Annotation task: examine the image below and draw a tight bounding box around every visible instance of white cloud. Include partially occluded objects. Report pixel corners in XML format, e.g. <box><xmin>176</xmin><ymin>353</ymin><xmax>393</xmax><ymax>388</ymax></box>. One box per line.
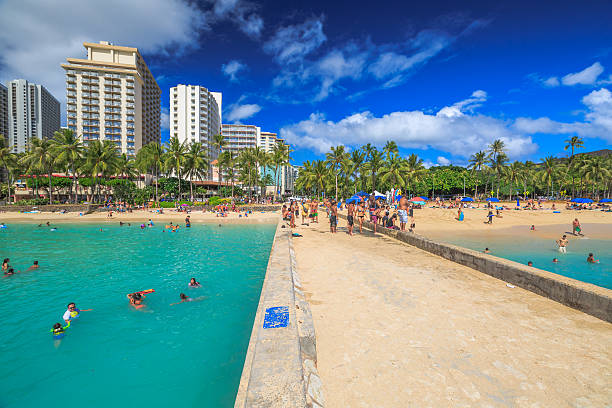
<box><xmin>280</xmin><ymin>90</ymin><xmax>538</xmax><ymax>158</ymax></box>
<box><xmin>226</xmin><ymin>103</ymin><xmax>261</xmax><ymax>122</ymax></box>
<box><xmin>263</xmin><ymin>17</ymin><xmax>326</xmax><ymax>64</ymax></box>
<box><xmin>160</xmin><ymin>107</ymin><xmax>170</xmax><ymax>131</ymax></box>
<box><xmin>561</xmin><ymin>62</ymin><xmax>604</xmax><ymax>86</ymax></box>
<box><xmin>212</xmin><ymin>0</ymin><xmax>263</xmax><ymax>38</ymax></box>
<box><xmin>436</xmin><ymin>156</ymin><xmax>451</xmax><ymax>166</ymax></box>
<box><xmin>222</xmin><ymin>60</ymin><xmax>247</xmax><ymax>82</ymax></box>
<box><xmin>513</xmin><ymin>87</ymin><xmax>612</xmax><ymax>143</ymax></box>
<box><xmin>543</xmin><ymin>76</ymin><xmax>560</xmax><ymax>87</ymax></box>
<box><xmin>267</xmin><ymin>18</ymin><xmax>486</xmax><ymax>103</ymax></box>
<box><xmin>368</xmin><ymin>30</ymin><xmax>451</xmax><ymax>82</ymax></box>
<box><xmin>0</xmin><ymin>0</ymin><xmax>207</xmax><ymax>116</ymax></box>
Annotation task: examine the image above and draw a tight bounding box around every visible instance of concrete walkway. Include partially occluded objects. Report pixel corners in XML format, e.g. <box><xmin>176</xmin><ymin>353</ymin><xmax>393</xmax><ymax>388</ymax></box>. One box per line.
<box><xmin>292</xmin><ymin>219</ymin><xmax>612</xmax><ymax>407</ymax></box>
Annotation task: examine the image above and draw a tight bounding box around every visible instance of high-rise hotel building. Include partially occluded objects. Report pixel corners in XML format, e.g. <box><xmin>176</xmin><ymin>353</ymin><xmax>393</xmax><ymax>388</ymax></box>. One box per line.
<box><xmin>0</xmin><ymin>83</ymin><xmax>8</xmax><ymax>145</ymax></box>
<box><xmin>169</xmin><ymin>84</ymin><xmax>222</xmax><ymax>158</ymax></box>
<box><xmin>62</xmin><ymin>41</ymin><xmax>161</xmax><ymax>157</ymax></box>
<box><xmin>4</xmin><ymin>79</ymin><xmax>60</xmax><ymax>153</ymax></box>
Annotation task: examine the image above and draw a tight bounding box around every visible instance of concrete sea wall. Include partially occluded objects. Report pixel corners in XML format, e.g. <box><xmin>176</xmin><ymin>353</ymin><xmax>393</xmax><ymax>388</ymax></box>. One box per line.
<box><xmin>235</xmin><ymin>222</ymin><xmax>324</xmax><ymax>407</ymax></box>
<box><xmin>338</xmin><ymin>214</ymin><xmax>612</xmax><ymax>323</ymax></box>
<box><xmin>0</xmin><ymin>204</ymin><xmax>98</xmax><ymax>213</ymax></box>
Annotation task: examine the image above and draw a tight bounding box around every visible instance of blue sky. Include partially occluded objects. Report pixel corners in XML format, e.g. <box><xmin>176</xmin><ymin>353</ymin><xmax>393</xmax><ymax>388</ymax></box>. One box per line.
<box><xmin>1</xmin><ymin>0</ymin><xmax>611</xmax><ymax>167</ymax></box>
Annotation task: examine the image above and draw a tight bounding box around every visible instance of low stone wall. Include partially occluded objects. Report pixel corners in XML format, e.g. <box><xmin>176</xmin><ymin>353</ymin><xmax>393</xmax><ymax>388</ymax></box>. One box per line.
<box><xmin>0</xmin><ymin>204</ymin><xmax>99</xmax><ymax>213</ymax></box>
<box><xmin>235</xmin><ymin>222</ymin><xmax>324</xmax><ymax>407</ymax></box>
<box><xmin>338</xmin><ymin>213</ymin><xmax>612</xmax><ymax>323</ymax></box>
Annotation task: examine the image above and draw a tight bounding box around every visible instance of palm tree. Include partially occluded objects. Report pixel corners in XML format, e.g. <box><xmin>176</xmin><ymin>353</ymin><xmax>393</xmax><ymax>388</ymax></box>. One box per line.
<box><xmin>468</xmin><ymin>151</ymin><xmax>487</xmax><ymax>198</ymax></box>
<box><xmin>404</xmin><ymin>153</ymin><xmax>425</xmax><ymax>197</ymax></box>
<box><xmin>51</xmin><ymin>128</ymin><xmax>84</xmax><ymax>203</ymax></box>
<box><xmin>271</xmin><ymin>142</ymin><xmax>290</xmax><ymax>201</ymax></box>
<box><xmin>580</xmin><ymin>156</ymin><xmax>611</xmax><ymax>197</ymax></box>
<box><xmin>164</xmin><ymin>136</ymin><xmax>187</xmax><ymax>200</ymax></box>
<box><xmin>504</xmin><ymin>161</ymin><xmax>524</xmax><ymax>201</ymax></box>
<box><xmin>539</xmin><ymin>156</ymin><xmax>558</xmax><ymax>197</ymax></box>
<box><xmin>115</xmin><ymin>153</ymin><xmax>137</xmax><ymax>181</ymax></box>
<box><xmin>325</xmin><ymin>145</ymin><xmax>346</xmax><ymax>201</ymax></box>
<box><xmin>237</xmin><ymin>148</ymin><xmax>257</xmax><ymax>199</ymax></box>
<box><xmin>0</xmin><ymin>137</ymin><xmax>17</xmax><ymax>203</ymax></box>
<box><xmin>312</xmin><ymin>160</ymin><xmax>328</xmax><ymax>198</ymax></box>
<box><xmin>21</xmin><ymin>138</ymin><xmax>57</xmax><ymax>204</ymax></box>
<box><xmin>564</xmin><ymin>136</ymin><xmax>584</xmax><ymax>197</ymax></box>
<box><xmin>379</xmin><ymin>153</ymin><xmax>407</xmax><ymax>189</ymax></box>
<box><xmin>184</xmin><ymin>142</ymin><xmax>208</xmax><ymax>201</ymax></box>
<box><xmin>83</xmin><ymin>140</ymin><xmax>119</xmax><ymax>203</ymax></box>
<box><xmin>350</xmin><ymin>150</ymin><xmax>365</xmax><ymax>193</ymax></box>
<box><xmin>136</xmin><ymin>142</ymin><xmax>164</xmax><ymax>204</ymax></box>
<box><xmin>364</xmin><ymin>148</ymin><xmax>385</xmax><ymax>192</ymax></box>
<box><xmin>383</xmin><ymin>140</ymin><xmax>399</xmax><ymax>159</ymax></box>
<box><xmin>212</xmin><ymin>133</ymin><xmax>227</xmax><ymax>183</ymax></box>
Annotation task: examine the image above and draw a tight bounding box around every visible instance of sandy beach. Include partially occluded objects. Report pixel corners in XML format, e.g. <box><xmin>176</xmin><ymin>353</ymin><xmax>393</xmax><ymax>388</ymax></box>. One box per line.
<box><xmin>0</xmin><ymin>208</ymin><xmax>280</xmax><ymax>224</ymax></box>
<box><xmin>291</xmin><ymin>214</ymin><xmax>612</xmax><ymax>407</ymax></box>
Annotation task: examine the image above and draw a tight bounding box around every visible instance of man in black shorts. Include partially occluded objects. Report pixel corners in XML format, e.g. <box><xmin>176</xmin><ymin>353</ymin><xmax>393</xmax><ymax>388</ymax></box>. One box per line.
<box><xmin>330</xmin><ymin>201</ymin><xmax>338</xmax><ymax>233</ymax></box>
<box><xmin>408</xmin><ymin>204</ymin><xmax>415</xmax><ymax>232</ymax></box>
<box><xmin>346</xmin><ymin>201</ymin><xmax>355</xmax><ymax>236</ymax></box>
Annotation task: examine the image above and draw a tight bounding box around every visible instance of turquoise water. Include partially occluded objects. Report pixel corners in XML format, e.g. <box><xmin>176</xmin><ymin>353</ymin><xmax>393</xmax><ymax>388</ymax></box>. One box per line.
<box><xmin>439</xmin><ymin>233</ymin><xmax>612</xmax><ymax>289</ymax></box>
<box><xmin>0</xmin><ymin>222</ymin><xmax>276</xmax><ymax>407</ymax></box>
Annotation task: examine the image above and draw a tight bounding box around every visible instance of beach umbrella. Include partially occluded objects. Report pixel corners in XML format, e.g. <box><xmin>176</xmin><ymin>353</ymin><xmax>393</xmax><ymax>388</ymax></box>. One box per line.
<box><xmin>356</xmin><ymin>191</ymin><xmax>369</xmax><ymax>197</ymax></box>
<box><xmin>346</xmin><ymin>197</ymin><xmax>359</xmax><ymax>204</ymax></box>
<box><xmin>486</xmin><ymin>197</ymin><xmax>500</xmax><ymax>202</ymax></box>
<box><xmin>373</xmin><ymin>190</ymin><xmax>386</xmax><ymax>199</ymax></box>
<box><xmin>410</xmin><ymin>196</ymin><xmax>428</xmax><ymax>202</ymax></box>
<box><xmin>600</xmin><ymin>198</ymin><xmax>612</xmax><ymax>203</ymax></box>
<box><xmin>460</xmin><ymin>197</ymin><xmax>474</xmax><ymax>202</ymax></box>
<box><xmin>571</xmin><ymin>198</ymin><xmax>593</xmax><ymax>203</ymax></box>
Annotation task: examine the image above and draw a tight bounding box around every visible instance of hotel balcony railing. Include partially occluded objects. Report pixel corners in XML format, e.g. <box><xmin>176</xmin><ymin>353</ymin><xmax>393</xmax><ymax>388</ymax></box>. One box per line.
<box><xmin>67</xmin><ymin>104</ymin><xmax>77</xmax><ymax>111</ymax></box>
<box><xmin>126</xmin><ymin>103</ymin><xmax>135</xmax><ymax>108</ymax></box>
<box><xmin>84</xmin><ymin>106</ymin><xmax>100</xmax><ymax>112</ymax></box>
<box><xmin>66</xmin><ymin>77</ymin><xmax>76</xmax><ymax>84</ymax></box>
<box><xmin>127</xmin><ymin>136</ymin><xmax>135</xmax><ymax>141</ymax></box>
<box><xmin>126</xmin><ymin>82</ymin><xmax>134</xmax><ymax>89</ymax></box>
<box><xmin>67</xmin><ymin>113</ymin><xmax>77</xmax><ymax>119</ymax></box>
<box><xmin>105</xmin><ymin>107</ymin><xmax>121</xmax><ymax>113</ymax></box>
<box><xmin>67</xmin><ymin>84</ymin><xmax>76</xmax><ymax>89</ymax></box>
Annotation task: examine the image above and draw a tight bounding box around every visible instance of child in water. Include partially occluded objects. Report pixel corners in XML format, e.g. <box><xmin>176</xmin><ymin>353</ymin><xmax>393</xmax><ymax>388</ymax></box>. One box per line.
<box><xmin>188</xmin><ymin>278</ymin><xmax>201</xmax><ymax>288</ymax></box>
<box><xmin>171</xmin><ymin>293</ymin><xmax>192</xmax><ymax>305</ymax></box>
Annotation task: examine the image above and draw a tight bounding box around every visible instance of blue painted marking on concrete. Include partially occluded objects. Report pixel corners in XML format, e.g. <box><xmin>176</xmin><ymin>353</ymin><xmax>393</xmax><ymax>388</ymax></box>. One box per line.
<box><xmin>263</xmin><ymin>306</ymin><xmax>289</xmax><ymax>329</ymax></box>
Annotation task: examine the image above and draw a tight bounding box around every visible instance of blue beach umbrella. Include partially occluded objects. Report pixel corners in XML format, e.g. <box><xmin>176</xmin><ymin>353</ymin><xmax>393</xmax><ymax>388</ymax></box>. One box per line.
<box><xmin>460</xmin><ymin>197</ymin><xmax>474</xmax><ymax>202</ymax></box>
<box><xmin>356</xmin><ymin>191</ymin><xmax>369</xmax><ymax>197</ymax></box>
<box><xmin>600</xmin><ymin>198</ymin><xmax>612</xmax><ymax>203</ymax></box>
<box><xmin>571</xmin><ymin>198</ymin><xmax>593</xmax><ymax>203</ymax></box>
<box><xmin>486</xmin><ymin>197</ymin><xmax>500</xmax><ymax>202</ymax></box>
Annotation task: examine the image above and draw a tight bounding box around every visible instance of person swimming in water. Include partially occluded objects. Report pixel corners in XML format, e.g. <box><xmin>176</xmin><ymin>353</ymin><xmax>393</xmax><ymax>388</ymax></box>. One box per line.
<box><xmin>51</xmin><ymin>322</ymin><xmax>70</xmax><ymax>339</ymax></box>
<box><xmin>188</xmin><ymin>278</ymin><xmax>201</xmax><ymax>288</ymax></box>
<box><xmin>170</xmin><ymin>293</ymin><xmax>192</xmax><ymax>305</ymax></box>
<box><xmin>587</xmin><ymin>253</ymin><xmax>599</xmax><ymax>263</ymax></box>
<box><xmin>185</xmin><ymin>215</ymin><xmax>191</xmax><ymax>228</ymax></box>
<box><xmin>27</xmin><ymin>261</ymin><xmax>39</xmax><ymax>270</ymax></box>
<box><xmin>3</xmin><ymin>268</ymin><xmax>15</xmax><ymax>276</ymax></box>
<box><xmin>63</xmin><ymin>302</ymin><xmax>92</xmax><ymax>324</ymax></box>
<box><xmin>2</xmin><ymin>258</ymin><xmax>9</xmax><ymax>271</ymax></box>
<box><xmin>483</xmin><ymin>248</ymin><xmax>490</xmax><ymax>253</ymax></box>
<box><xmin>553</xmin><ymin>258</ymin><xmax>559</xmax><ymax>263</ymax></box>
<box><xmin>127</xmin><ymin>292</ymin><xmax>146</xmax><ymax>308</ymax></box>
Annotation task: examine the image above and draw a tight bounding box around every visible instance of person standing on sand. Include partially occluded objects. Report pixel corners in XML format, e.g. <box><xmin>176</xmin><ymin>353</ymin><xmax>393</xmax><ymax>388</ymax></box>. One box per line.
<box><xmin>408</xmin><ymin>204</ymin><xmax>415</xmax><ymax>232</ymax></box>
<box><xmin>556</xmin><ymin>235</ymin><xmax>569</xmax><ymax>253</ymax></box>
<box><xmin>397</xmin><ymin>196</ymin><xmax>409</xmax><ymax>231</ymax></box>
<box><xmin>330</xmin><ymin>201</ymin><xmax>338</xmax><ymax>233</ymax></box>
<box><xmin>357</xmin><ymin>202</ymin><xmax>365</xmax><ymax>233</ymax></box>
<box><xmin>347</xmin><ymin>201</ymin><xmax>355</xmax><ymax>236</ymax></box>
<box><xmin>572</xmin><ymin>218</ymin><xmax>583</xmax><ymax>236</ymax></box>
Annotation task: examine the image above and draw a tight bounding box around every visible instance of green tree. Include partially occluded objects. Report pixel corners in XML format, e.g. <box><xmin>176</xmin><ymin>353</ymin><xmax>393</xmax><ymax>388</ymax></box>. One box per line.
<box><xmin>51</xmin><ymin>128</ymin><xmax>84</xmax><ymax>203</ymax></box>
<box><xmin>0</xmin><ymin>137</ymin><xmax>17</xmax><ymax>203</ymax></box>
<box><xmin>184</xmin><ymin>142</ymin><xmax>208</xmax><ymax>201</ymax></box>
<box><xmin>136</xmin><ymin>142</ymin><xmax>165</xmax><ymax>204</ymax></box>
<box><xmin>163</xmin><ymin>137</ymin><xmax>187</xmax><ymax>200</ymax></box>
<box><xmin>212</xmin><ymin>133</ymin><xmax>227</xmax><ymax>183</ymax></box>
<box><xmin>82</xmin><ymin>140</ymin><xmax>119</xmax><ymax>203</ymax></box>
<box><xmin>468</xmin><ymin>150</ymin><xmax>487</xmax><ymax>198</ymax></box>
<box><xmin>379</xmin><ymin>153</ymin><xmax>407</xmax><ymax>190</ymax></box>
<box><xmin>325</xmin><ymin>145</ymin><xmax>347</xmax><ymax>201</ymax></box>
<box><xmin>21</xmin><ymin>138</ymin><xmax>57</xmax><ymax>204</ymax></box>
<box><xmin>363</xmin><ymin>148</ymin><xmax>385</xmax><ymax>192</ymax></box>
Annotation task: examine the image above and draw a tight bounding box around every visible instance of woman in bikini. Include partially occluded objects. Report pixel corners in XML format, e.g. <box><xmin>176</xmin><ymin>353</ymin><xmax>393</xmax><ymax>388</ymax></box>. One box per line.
<box><xmin>357</xmin><ymin>202</ymin><xmax>365</xmax><ymax>233</ymax></box>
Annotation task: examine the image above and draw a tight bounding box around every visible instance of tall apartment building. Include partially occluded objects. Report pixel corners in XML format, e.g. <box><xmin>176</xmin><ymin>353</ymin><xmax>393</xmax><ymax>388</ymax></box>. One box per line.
<box><xmin>5</xmin><ymin>79</ymin><xmax>60</xmax><ymax>153</ymax></box>
<box><xmin>221</xmin><ymin>123</ymin><xmax>295</xmax><ymax>194</ymax></box>
<box><xmin>169</xmin><ymin>84</ymin><xmax>222</xmax><ymax>163</ymax></box>
<box><xmin>0</xmin><ymin>83</ymin><xmax>8</xmax><ymax>145</ymax></box>
<box><xmin>221</xmin><ymin>123</ymin><xmax>259</xmax><ymax>155</ymax></box>
<box><xmin>61</xmin><ymin>41</ymin><xmax>161</xmax><ymax>157</ymax></box>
